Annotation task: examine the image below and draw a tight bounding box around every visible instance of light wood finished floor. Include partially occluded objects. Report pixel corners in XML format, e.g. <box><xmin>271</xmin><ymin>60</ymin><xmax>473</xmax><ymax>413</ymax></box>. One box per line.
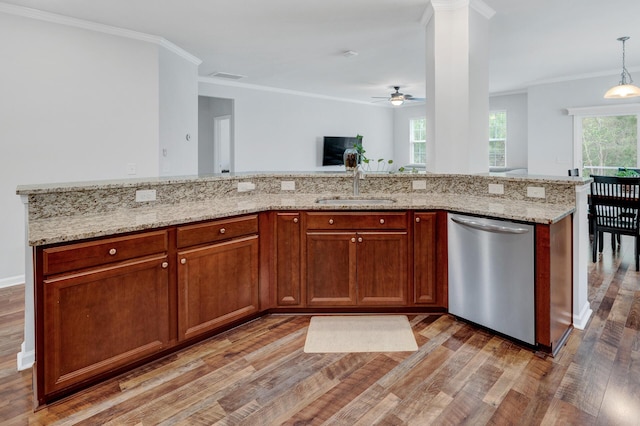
<box><xmin>1</xmin><ymin>236</ymin><xmax>639</xmax><ymax>425</ymax></box>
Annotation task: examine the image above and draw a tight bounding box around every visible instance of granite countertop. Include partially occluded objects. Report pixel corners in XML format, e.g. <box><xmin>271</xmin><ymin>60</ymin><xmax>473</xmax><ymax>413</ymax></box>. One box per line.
<box><xmin>27</xmin><ymin>192</ymin><xmax>575</xmax><ymax>246</ymax></box>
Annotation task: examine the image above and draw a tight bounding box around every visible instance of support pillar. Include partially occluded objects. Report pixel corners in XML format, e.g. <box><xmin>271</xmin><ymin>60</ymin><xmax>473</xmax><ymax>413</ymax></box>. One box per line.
<box><xmin>423</xmin><ymin>0</ymin><xmax>494</xmax><ymax>173</ymax></box>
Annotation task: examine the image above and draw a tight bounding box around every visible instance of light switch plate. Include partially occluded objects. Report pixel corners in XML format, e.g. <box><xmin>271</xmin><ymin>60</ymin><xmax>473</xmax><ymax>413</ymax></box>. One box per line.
<box><xmin>281</xmin><ymin>181</ymin><xmax>295</xmax><ymax>191</ymax></box>
<box><xmin>527</xmin><ymin>186</ymin><xmax>546</xmax><ymax>198</ymax></box>
<box><xmin>488</xmin><ymin>183</ymin><xmax>504</xmax><ymax>195</ymax></box>
<box><xmin>412</xmin><ymin>180</ymin><xmax>427</xmax><ymax>190</ymax></box>
<box><xmin>135</xmin><ymin>189</ymin><xmax>156</xmax><ymax>202</ymax></box>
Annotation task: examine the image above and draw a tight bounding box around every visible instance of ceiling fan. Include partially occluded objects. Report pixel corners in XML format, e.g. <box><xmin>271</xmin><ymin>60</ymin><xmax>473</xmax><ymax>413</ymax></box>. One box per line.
<box><xmin>372</xmin><ymin>86</ymin><xmax>425</xmax><ymax>106</ymax></box>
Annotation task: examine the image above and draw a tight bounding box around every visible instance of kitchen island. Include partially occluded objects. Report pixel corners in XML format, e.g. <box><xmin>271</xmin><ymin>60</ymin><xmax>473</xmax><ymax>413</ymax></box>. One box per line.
<box><xmin>17</xmin><ymin>172</ymin><xmax>589</xmax><ymax>407</ymax></box>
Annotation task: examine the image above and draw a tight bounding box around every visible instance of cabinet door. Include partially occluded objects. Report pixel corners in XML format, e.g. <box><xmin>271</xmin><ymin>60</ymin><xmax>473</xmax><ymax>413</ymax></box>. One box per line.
<box><xmin>356</xmin><ymin>231</ymin><xmax>408</xmax><ymax>305</ymax></box>
<box><xmin>306</xmin><ymin>232</ymin><xmax>357</xmax><ymax>306</ymax></box>
<box><xmin>43</xmin><ymin>255</ymin><xmax>170</xmax><ymax>395</ymax></box>
<box><xmin>413</xmin><ymin>212</ymin><xmax>437</xmax><ymax>304</ymax></box>
<box><xmin>178</xmin><ymin>235</ymin><xmax>259</xmax><ymax>341</ymax></box>
<box><xmin>276</xmin><ymin>213</ymin><xmax>302</xmax><ymax>306</ymax></box>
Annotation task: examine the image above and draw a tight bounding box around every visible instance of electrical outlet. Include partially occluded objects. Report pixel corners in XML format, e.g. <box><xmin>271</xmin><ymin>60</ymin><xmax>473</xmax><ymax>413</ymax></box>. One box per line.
<box><xmin>135</xmin><ymin>189</ymin><xmax>156</xmax><ymax>202</ymax></box>
<box><xmin>126</xmin><ymin>163</ymin><xmax>137</xmax><ymax>175</ymax></box>
<box><xmin>281</xmin><ymin>181</ymin><xmax>295</xmax><ymax>191</ymax></box>
<box><xmin>237</xmin><ymin>182</ymin><xmax>256</xmax><ymax>192</ymax></box>
<box><xmin>488</xmin><ymin>183</ymin><xmax>504</xmax><ymax>195</ymax></box>
<box><xmin>527</xmin><ymin>186</ymin><xmax>546</xmax><ymax>198</ymax></box>
<box><xmin>412</xmin><ymin>180</ymin><xmax>427</xmax><ymax>190</ymax></box>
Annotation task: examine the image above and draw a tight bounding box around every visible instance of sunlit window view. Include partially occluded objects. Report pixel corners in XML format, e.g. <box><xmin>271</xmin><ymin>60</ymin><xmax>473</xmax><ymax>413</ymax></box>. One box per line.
<box><xmin>409</xmin><ymin>118</ymin><xmax>426</xmax><ymax>164</ymax></box>
<box><xmin>582</xmin><ymin>115</ymin><xmax>638</xmax><ymax>176</ymax></box>
<box><xmin>489</xmin><ymin>111</ymin><xmax>507</xmax><ymax>167</ymax></box>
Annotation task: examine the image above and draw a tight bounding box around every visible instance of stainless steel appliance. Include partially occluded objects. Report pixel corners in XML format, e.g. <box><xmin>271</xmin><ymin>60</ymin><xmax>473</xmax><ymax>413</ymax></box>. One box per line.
<box><xmin>447</xmin><ymin>213</ymin><xmax>535</xmax><ymax>345</ymax></box>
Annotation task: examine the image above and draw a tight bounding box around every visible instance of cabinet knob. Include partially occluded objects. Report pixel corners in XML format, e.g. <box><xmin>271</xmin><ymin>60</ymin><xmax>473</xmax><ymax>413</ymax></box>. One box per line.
<box><xmin>161</xmin><ymin>262</ymin><xmax>169</xmax><ymax>269</ymax></box>
<box><xmin>108</xmin><ymin>248</ymin><xmax>117</xmax><ymax>256</ymax></box>
<box><xmin>293</xmin><ymin>217</ymin><xmax>299</xmax><ymax>223</ymax></box>
<box><xmin>358</xmin><ymin>237</ymin><xmax>363</xmax><ymax>243</ymax></box>
<box><xmin>181</xmin><ymin>258</ymin><xmax>187</xmax><ymax>264</ymax></box>
<box><xmin>416</xmin><ymin>217</ymin><xmax>421</xmax><ymax>223</ymax></box>
<box><xmin>329</xmin><ymin>219</ymin><xmax>334</xmax><ymax>225</ymax></box>
<box><xmin>351</xmin><ymin>237</ymin><xmax>356</xmax><ymax>243</ymax></box>
<box><xmin>379</xmin><ymin>219</ymin><xmax>385</xmax><ymax>224</ymax></box>
<box><xmin>219</xmin><ymin>228</ymin><xmax>226</xmax><ymax>234</ymax></box>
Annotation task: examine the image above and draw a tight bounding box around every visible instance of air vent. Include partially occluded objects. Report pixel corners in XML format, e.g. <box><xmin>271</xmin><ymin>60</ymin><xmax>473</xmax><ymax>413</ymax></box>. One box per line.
<box><xmin>208</xmin><ymin>71</ymin><xmax>246</xmax><ymax>80</ymax></box>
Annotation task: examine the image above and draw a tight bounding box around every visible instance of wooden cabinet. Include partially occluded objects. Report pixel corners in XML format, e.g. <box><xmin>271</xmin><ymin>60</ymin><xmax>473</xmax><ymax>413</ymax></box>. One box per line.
<box><xmin>304</xmin><ymin>212</ymin><xmax>408</xmax><ymax>307</ymax></box>
<box><xmin>275</xmin><ymin>212</ymin><xmax>302</xmax><ymax>306</ymax></box>
<box><xmin>413</xmin><ymin>212</ymin><xmax>437</xmax><ymax>304</ymax></box>
<box><xmin>39</xmin><ymin>231</ymin><xmax>170</xmax><ymax>397</ymax></box>
<box><xmin>176</xmin><ymin>215</ymin><xmax>259</xmax><ymax>341</ymax></box>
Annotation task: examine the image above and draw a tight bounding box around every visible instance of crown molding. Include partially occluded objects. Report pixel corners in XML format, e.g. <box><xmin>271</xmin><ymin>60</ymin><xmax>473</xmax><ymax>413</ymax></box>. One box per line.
<box><xmin>0</xmin><ymin>2</ymin><xmax>202</xmax><ymax>65</ymax></box>
<box><xmin>198</xmin><ymin>76</ymin><xmax>391</xmax><ymax>107</ymax></box>
<box><xmin>423</xmin><ymin>0</ymin><xmax>494</xmax><ymax>25</ymax></box>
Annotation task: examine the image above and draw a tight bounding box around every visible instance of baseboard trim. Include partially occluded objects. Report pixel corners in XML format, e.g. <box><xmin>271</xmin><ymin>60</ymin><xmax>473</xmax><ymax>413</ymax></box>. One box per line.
<box><xmin>573</xmin><ymin>301</ymin><xmax>593</xmax><ymax>330</ymax></box>
<box><xmin>0</xmin><ymin>275</ymin><xmax>25</xmax><ymax>289</ymax></box>
<box><xmin>17</xmin><ymin>342</ymin><xmax>35</xmax><ymax>371</ymax></box>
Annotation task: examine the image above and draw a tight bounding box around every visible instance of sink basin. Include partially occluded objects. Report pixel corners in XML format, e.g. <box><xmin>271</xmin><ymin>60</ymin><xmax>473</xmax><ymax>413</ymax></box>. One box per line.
<box><xmin>315</xmin><ymin>197</ymin><xmax>396</xmax><ymax>205</ymax></box>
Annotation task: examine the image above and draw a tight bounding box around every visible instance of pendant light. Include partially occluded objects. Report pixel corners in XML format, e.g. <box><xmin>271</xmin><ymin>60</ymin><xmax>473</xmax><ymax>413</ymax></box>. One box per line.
<box><xmin>604</xmin><ymin>36</ymin><xmax>640</xmax><ymax>99</ymax></box>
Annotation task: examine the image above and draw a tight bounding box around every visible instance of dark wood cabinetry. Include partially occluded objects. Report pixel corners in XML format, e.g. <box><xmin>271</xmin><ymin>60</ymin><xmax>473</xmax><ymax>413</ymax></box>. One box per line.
<box><xmin>38</xmin><ymin>232</ymin><xmax>170</xmax><ymax>398</ymax></box>
<box><xmin>274</xmin><ymin>212</ymin><xmax>302</xmax><ymax>306</ymax></box>
<box><xmin>176</xmin><ymin>216</ymin><xmax>260</xmax><ymax>341</ymax></box>
<box><xmin>304</xmin><ymin>212</ymin><xmax>409</xmax><ymax>307</ymax></box>
<box><xmin>413</xmin><ymin>212</ymin><xmax>437</xmax><ymax>304</ymax></box>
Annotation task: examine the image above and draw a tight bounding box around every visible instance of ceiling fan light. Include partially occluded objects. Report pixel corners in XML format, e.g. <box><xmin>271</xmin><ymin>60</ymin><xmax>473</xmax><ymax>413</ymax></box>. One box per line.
<box><xmin>390</xmin><ymin>98</ymin><xmax>404</xmax><ymax>106</ymax></box>
<box><xmin>604</xmin><ymin>83</ymin><xmax>640</xmax><ymax>99</ymax></box>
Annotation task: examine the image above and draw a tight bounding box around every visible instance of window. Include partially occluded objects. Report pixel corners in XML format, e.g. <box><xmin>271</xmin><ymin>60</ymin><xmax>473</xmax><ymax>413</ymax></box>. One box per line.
<box><xmin>581</xmin><ymin>115</ymin><xmax>637</xmax><ymax>176</ymax></box>
<box><xmin>410</xmin><ymin>118</ymin><xmax>426</xmax><ymax>164</ymax></box>
<box><xmin>489</xmin><ymin>111</ymin><xmax>507</xmax><ymax>167</ymax></box>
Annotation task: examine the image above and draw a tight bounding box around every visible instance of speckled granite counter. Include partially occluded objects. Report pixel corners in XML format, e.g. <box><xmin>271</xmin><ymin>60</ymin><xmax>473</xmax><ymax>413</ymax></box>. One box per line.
<box><xmin>17</xmin><ymin>172</ymin><xmax>587</xmax><ymax>246</ymax></box>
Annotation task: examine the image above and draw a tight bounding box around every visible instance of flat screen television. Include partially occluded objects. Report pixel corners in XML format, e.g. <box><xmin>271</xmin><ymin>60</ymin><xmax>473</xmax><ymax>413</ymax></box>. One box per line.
<box><xmin>322</xmin><ymin>136</ymin><xmax>361</xmax><ymax>166</ymax></box>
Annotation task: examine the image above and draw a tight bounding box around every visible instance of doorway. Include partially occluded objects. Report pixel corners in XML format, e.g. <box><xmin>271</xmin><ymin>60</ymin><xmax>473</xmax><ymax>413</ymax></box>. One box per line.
<box><xmin>198</xmin><ymin>96</ymin><xmax>234</xmax><ymax>174</ymax></box>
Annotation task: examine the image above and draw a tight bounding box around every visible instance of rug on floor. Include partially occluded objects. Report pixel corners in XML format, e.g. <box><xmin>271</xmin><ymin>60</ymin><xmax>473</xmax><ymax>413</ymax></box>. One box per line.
<box><xmin>303</xmin><ymin>315</ymin><xmax>418</xmax><ymax>353</ymax></box>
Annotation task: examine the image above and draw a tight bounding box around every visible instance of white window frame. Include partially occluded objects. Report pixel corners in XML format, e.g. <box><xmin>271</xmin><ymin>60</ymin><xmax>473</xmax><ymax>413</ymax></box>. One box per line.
<box><xmin>409</xmin><ymin>117</ymin><xmax>426</xmax><ymax>164</ymax></box>
<box><xmin>489</xmin><ymin>110</ymin><xmax>507</xmax><ymax>168</ymax></box>
<box><xmin>567</xmin><ymin>104</ymin><xmax>640</xmax><ymax>174</ymax></box>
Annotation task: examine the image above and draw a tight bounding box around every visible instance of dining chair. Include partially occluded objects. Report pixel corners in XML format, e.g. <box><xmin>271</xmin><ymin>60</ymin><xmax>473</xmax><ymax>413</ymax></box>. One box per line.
<box><xmin>590</xmin><ymin>175</ymin><xmax>640</xmax><ymax>271</ymax></box>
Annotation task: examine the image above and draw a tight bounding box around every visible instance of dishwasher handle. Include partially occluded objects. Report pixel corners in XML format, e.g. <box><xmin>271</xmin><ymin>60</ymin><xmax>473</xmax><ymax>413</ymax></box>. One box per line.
<box><xmin>451</xmin><ymin>216</ymin><xmax>530</xmax><ymax>234</ymax></box>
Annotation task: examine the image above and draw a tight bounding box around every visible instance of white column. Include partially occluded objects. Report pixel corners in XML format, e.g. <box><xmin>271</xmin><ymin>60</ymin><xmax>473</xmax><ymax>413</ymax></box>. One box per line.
<box><xmin>17</xmin><ymin>195</ymin><xmax>35</xmax><ymax>370</ymax></box>
<box><xmin>573</xmin><ymin>183</ymin><xmax>593</xmax><ymax>329</ymax></box>
<box><xmin>423</xmin><ymin>0</ymin><xmax>494</xmax><ymax>174</ymax></box>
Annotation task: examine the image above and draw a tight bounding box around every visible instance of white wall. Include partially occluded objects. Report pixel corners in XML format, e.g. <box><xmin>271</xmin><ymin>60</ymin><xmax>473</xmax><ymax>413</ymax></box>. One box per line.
<box><xmin>198</xmin><ymin>81</ymin><xmax>394</xmax><ymax>172</ymax></box>
<box><xmin>489</xmin><ymin>93</ymin><xmax>528</xmax><ymax>169</ymax></box>
<box><xmin>527</xmin><ymin>74</ymin><xmax>640</xmax><ymax>176</ymax></box>
<box><xmin>159</xmin><ymin>48</ymin><xmax>199</xmax><ymax>176</ymax></box>
<box><xmin>0</xmin><ymin>10</ymin><xmax>202</xmax><ymax>285</ymax></box>
<box><xmin>393</xmin><ymin>104</ymin><xmax>427</xmax><ymax>166</ymax></box>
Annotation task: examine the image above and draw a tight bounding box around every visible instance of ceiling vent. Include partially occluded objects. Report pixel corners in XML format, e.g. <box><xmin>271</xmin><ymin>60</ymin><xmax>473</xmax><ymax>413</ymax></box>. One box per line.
<box><xmin>208</xmin><ymin>71</ymin><xmax>246</xmax><ymax>80</ymax></box>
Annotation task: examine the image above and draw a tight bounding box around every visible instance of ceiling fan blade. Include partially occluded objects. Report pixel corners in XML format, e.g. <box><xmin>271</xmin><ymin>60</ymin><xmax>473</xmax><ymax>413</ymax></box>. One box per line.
<box><xmin>371</xmin><ymin>96</ymin><xmax>390</xmax><ymax>99</ymax></box>
<box><xmin>405</xmin><ymin>96</ymin><xmax>426</xmax><ymax>101</ymax></box>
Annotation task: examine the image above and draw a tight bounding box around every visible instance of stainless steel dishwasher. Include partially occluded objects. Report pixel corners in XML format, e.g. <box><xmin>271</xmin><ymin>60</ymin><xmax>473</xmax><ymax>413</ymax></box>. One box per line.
<box><xmin>447</xmin><ymin>213</ymin><xmax>535</xmax><ymax>345</ymax></box>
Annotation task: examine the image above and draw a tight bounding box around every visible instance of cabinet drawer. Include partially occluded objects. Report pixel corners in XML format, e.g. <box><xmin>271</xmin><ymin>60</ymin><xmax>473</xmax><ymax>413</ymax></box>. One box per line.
<box><xmin>43</xmin><ymin>230</ymin><xmax>168</xmax><ymax>276</ymax></box>
<box><xmin>305</xmin><ymin>212</ymin><xmax>407</xmax><ymax>230</ymax></box>
<box><xmin>177</xmin><ymin>215</ymin><xmax>258</xmax><ymax>248</ymax></box>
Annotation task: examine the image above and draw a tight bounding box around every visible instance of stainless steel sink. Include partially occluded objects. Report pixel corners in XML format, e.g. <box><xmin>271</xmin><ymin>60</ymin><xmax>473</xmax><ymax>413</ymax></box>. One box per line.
<box><xmin>315</xmin><ymin>197</ymin><xmax>396</xmax><ymax>205</ymax></box>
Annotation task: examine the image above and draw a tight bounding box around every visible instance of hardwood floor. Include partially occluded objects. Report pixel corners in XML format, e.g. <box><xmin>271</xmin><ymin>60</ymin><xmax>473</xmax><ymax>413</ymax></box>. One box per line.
<box><xmin>1</xmin><ymin>235</ymin><xmax>639</xmax><ymax>425</ymax></box>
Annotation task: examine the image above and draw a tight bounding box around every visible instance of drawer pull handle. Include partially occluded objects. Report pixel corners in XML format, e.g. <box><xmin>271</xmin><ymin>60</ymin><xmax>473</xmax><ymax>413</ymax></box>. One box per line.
<box><xmin>351</xmin><ymin>237</ymin><xmax>356</xmax><ymax>243</ymax></box>
<box><xmin>293</xmin><ymin>217</ymin><xmax>299</xmax><ymax>223</ymax></box>
<box><xmin>108</xmin><ymin>248</ymin><xmax>117</xmax><ymax>256</ymax></box>
<box><xmin>329</xmin><ymin>219</ymin><xmax>334</xmax><ymax>225</ymax></box>
<box><xmin>181</xmin><ymin>258</ymin><xmax>187</xmax><ymax>265</ymax></box>
<box><xmin>161</xmin><ymin>262</ymin><xmax>169</xmax><ymax>269</ymax></box>
<box><xmin>358</xmin><ymin>237</ymin><xmax>363</xmax><ymax>243</ymax></box>
<box><xmin>379</xmin><ymin>219</ymin><xmax>385</xmax><ymax>224</ymax></box>
<box><xmin>416</xmin><ymin>217</ymin><xmax>421</xmax><ymax>223</ymax></box>
<box><xmin>219</xmin><ymin>228</ymin><xmax>226</xmax><ymax>234</ymax></box>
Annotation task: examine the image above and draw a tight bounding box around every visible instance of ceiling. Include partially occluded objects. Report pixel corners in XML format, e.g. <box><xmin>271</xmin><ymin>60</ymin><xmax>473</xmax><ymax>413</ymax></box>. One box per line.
<box><xmin>3</xmin><ymin>0</ymin><xmax>640</xmax><ymax>103</ymax></box>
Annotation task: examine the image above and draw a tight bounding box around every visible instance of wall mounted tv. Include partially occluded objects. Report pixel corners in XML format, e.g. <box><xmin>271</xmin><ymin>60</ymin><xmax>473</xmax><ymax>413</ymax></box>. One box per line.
<box><xmin>322</xmin><ymin>136</ymin><xmax>361</xmax><ymax>166</ymax></box>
